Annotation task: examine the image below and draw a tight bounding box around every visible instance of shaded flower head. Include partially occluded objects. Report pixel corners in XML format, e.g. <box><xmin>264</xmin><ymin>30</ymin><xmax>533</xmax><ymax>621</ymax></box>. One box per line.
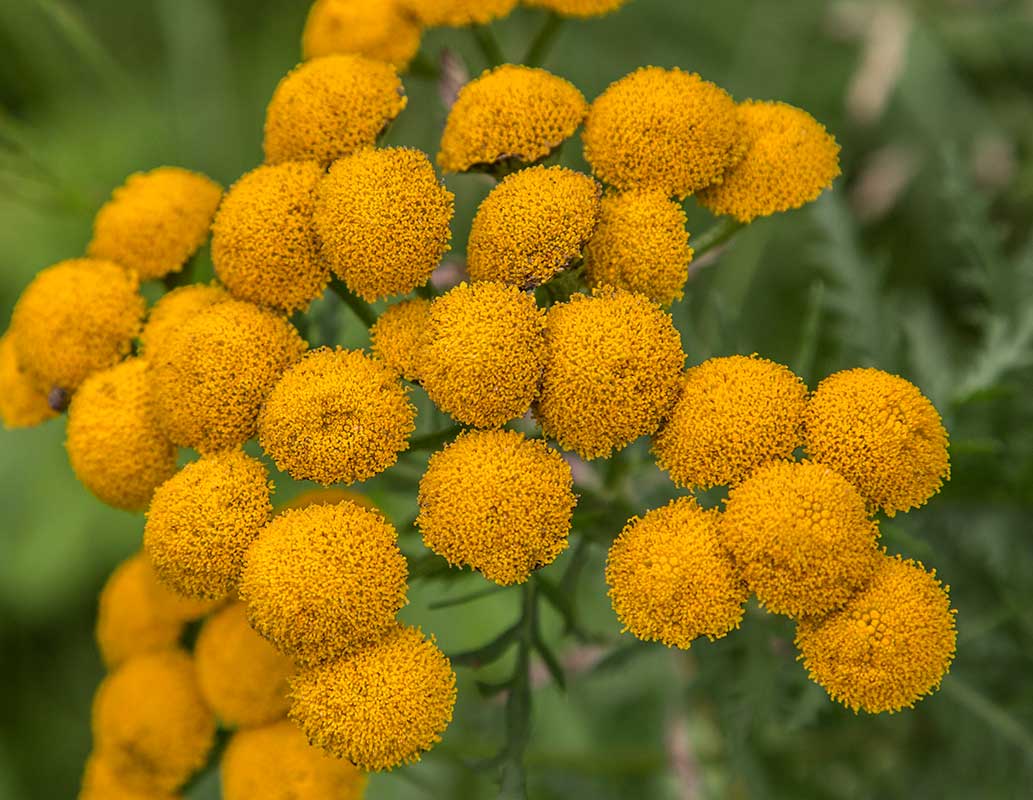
<box><xmin>138</xmin><ymin>283</ymin><xmax>230</xmax><ymax>362</ymax></box>
<box><xmin>0</xmin><ymin>331</ymin><xmax>57</xmax><ymax>429</ymax></box>
<box><xmin>303</xmin><ymin>0</ymin><xmax>422</xmax><ymax>70</ymax></box>
<box><xmin>399</xmin><ymin>0</ymin><xmax>516</xmax><ymax>27</ymax></box>
<box><xmin>523</xmin><ymin>0</ymin><xmax>628</xmax><ymax>16</ymax></box>
<box><xmin>79</xmin><ymin>754</ymin><xmax>182</xmax><ymax>800</ymax></box>
<box><xmin>370</xmin><ymin>297</ymin><xmax>432</xmax><ymax>382</ymax></box>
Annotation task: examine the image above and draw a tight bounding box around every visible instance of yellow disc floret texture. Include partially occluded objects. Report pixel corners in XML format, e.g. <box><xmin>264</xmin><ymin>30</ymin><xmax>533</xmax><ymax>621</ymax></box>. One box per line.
<box><xmin>303</xmin><ymin>0</ymin><xmax>422</xmax><ymax>69</ymax></box>
<box><xmin>138</xmin><ymin>283</ymin><xmax>229</xmax><ymax>361</ymax></box>
<box><xmin>399</xmin><ymin>0</ymin><xmax>516</xmax><ymax>27</ymax></box>
<box><xmin>524</xmin><ymin>0</ymin><xmax>627</xmax><ymax>16</ymax></box>
<box><xmin>370</xmin><ymin>298</ymin><xmax>431</xmax><ymax>382</ymax></box>
<box><xmin>0</xmin><ymin>331</ymin><xmax>56</xmax><ymax>429</ymax></box>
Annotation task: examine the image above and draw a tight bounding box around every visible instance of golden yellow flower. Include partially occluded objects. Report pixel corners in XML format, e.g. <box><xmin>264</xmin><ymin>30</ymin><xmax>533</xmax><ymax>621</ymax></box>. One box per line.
<box><xmin>417</xmin><ymin>429</ymin><xmax>575</xmax><ymax>585</ymax></box>
<box><xmin>653</xmin><ymin>355</ymin><xmax>808</xmax><ymax>490</ymax></box>
<box><xmin>0</xmin><ymin>331</ymin><xmax>56</xmax><ymax>429</ymax></box>
<box><xmin>795</xmin><ymin>554</ymin><xmax>957</xmax><ymax>713</ymax></box>
<box><xmin>582</xmin><ymin>67</ymin><xmax>745</xmax><ymax>198</ymax></box>
<box><xmin>536</xmin><ymin>287</ymin><xmax>684</xmax><ymax>459</ymax></box>
<box><xmin>369</xmin><ymin>297</ymin><xmax>431</xmax><ymax>382</ymax></box>
<box><xmin>264</xmin><ymin>54</ymin><xmax>407</xmax><ymax>166</ymax></box>
<box><xmin>467</xmin><ymin>166</ymin><xmax>601</xmax><ymax>288</ymax></box>
<box><xmin>289</xmin><ymin>625</ymin><xmax>456</xmax><ymax>771</ymax></box>
<box><xmin>698</xmin><ymin>100</ymin><xmax>841</xmax><ymax>222</ymax></box>
<box><xmin>79</xmin><ymin>754</ymin><xmax>181</xmax><ymax>800</ymax></box>
<box><xmin>399</xmin><ymin>0</ymin><xmax>516</xmax><ymax>27</ymax></box>
<box><xmin>277</xmin><ymin>487</ymin><xmax>379</xmax><ymax>513</ymax></box>
<box><xmin>303</xmin><ymin>0</ymin><xmax>422</xmax><ymax>70</ymax></box>
<box><xmin>803</xmin><ymin>368</ymin><xmax>950</xmax><ymax>517</ymax></box>
<box><xmin>258</xmin><ymin>347</ymin><xmax>415</xmax><ymax>485</ymax></box>
<box><xmin>438</xmin><ymin>65</ymin><xmax>587</xmax><ymax>173</ymax></box>
<box><xmin>315</xmin><ymin>146</ymin><xmax>454</xmax><ymax>301</ymax></box>
<box><xmin>87</xmin><ymin>167</ymin><xmax>222</xmax><ymax>281</ymax></box>
<box><xmin>523</xmin><ymin>0</ymin><xmax>627</xmax><ymax>16</ymax></box>
<box><xmin>138</xmin><ymin>283</ymin><xmax>229</xmax><ymax>361</ymax></box>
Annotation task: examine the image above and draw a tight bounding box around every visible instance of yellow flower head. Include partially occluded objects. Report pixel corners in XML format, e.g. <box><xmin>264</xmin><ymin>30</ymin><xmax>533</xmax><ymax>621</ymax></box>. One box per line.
<box><xmin>536</xmin><ymin>287</ymin><xmax>684</xmax><ymax>459</ymax></box>
<box><xmin>80</xmin><ymin>754</ymin><xmax>181</xmax><ymax>800</ymax></box>
<box><xmin>720</xmin><ymin>460</ymin><xmax>880</xmax><ymax>618</ymax></box>
<box><xmin>289</xmin><ymin>625</ymin><xmax>456</xmax><ymax>771</ymax></box>
<box><xmin>467</xmin><ymin>165</ymin><xmax>601</xmax><ymax>288</ymax></box>
<box><xmin>149</xmin><ymin>299</ymin><xmax>305</xmax><ymax>453</ymax></box>
<box><xmin>278</xmin><ymin>487</ymin><xmax>379</xmax><ymax>513</ymax></box>
<box><xmin>523</xmin><ymin>0</ymin><xmax>627</xmax><ymax>17</ymax></box>
<box><xmin>315</xmin><ymin>146</ymin><xmax>454</xmax><ymax>301</ymax></box>
<box><xmin>303</xmin><ymin>0</ymin><xmax>422</xmax><ymax>70</ymax></box>
<box><xmin>87</xmin><ymin>167</ymin><xmax>222</xmax><ymax>281</ymax></box>
<box><xmin>212</xmin><ymin>162</ymin><xmax>329</xmax><ymax>314</ymax></box>
<box><xmin>399</xmin><ymin>0</ymin><xmax>516</xmax><ymax>27</ymax></box>
<box><xmin>258</xmin><ymin>347</ymin><xmax>416</xmax><ymax>485</ymax></box>
<box><xmin>438</xmin><ymin>65</ymin><xmax>587</xmax><ymax>173</ymax></box>
<box><xmin>795</xmin><ymin>554</ymin><xmax>957</xmax><ymax>713</ymax></box>
<box><xmin>583</xmin><ymin>189</ymin><xmax>693</xmax><ymax>305</ymax></box>
<box><xmin>803</xmin><ymin>368</ymin><xmax>950</xmax><ymax>517</ymax></box>
<box><xmin>239</xmin><ymin>501</ymin><xmax>408</xmax><ymax>663</ymax></box>
<box><xmin>652</xmin><ymin>355</ymin><xmax>808</xmax><ymax>490</ymax></box>
<box><xmin>0</xmin><ymin>331</ymin><xmax>56</xmax><ymax>429</ymax></box>
<box><xmin>698</xmin><ymin>100</ymin><xmax>841</xmax><ymax>223</ymax></box>
<box><xmin>370</xmin><ymin>297</ymin><xmax>432</xmax><ymax>382</ymax></box>
<box><xmin>139</xmin><ymin>283</ymin><xmax>229</xmax><ymax>361</ymax></box>
<box><xmin>420</xmin><ymin>282</ymin><xmax>546</xmax><ymax>427</ymax></box>
<box><xmin>417</xmin><ymin>429</ymin><xmax>575</xmax><ymax>585</ymax></box>
<box><xmin>264</xmin><ymin>55</ymin><xmax>407</xmax><ymax>166</ymax></box>
<box><xmin>606</xmin><ymin>498</ymin><xmax>748</xmax><ymax>649</ymax></box>
<box><xmin>583</xmin><ymin>67</ymin><xmax>745</xmax><ymax>198</ymax></box>
<box><xmin>144</xmin><ymin>450</ymin><xmax>273</xmax><ymax>600</ymax></box>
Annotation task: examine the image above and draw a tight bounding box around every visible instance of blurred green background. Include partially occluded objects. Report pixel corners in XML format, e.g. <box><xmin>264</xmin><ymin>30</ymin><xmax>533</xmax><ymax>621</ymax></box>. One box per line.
<box><xmin>2</xmin><ymin>1</ymin><xmax>1033</xmax><ymax>798</ymax></box>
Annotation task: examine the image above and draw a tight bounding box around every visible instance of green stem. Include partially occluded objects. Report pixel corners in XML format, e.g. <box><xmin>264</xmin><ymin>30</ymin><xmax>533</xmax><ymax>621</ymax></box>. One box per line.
<box><xmin>692</xmin><ymin>216</ymin><xmax>745</xmax><ymax>259</ymax></box>
<box><xmin>408</xmin><ymin>49</ymin><xmax>440</xmax><ymax>79</ymax></box>
<box><xmin>416</xmin><ymin>282</ymin><xmax>437</xmax><ymax>300</ymax></box>
<box><xmin>472</xmin><ymin>24</ymin><xmax>507</xmax><ymax>68</ymax></box>
<box><xmin>499</xmin><ymin>581</ymin><xmax>537</xmax><ymax>799</ymax></box>
<box><xmin>408</xmin><ymin>424</ymin><xmax>465</xmax><ymax>452</ymax></box>
<box><xmin>522</xmin><ymin>13</ymin><xmax>564</xmax><ymax>67</ymax></box>
<box><xmin>330</xmin><ymin>280</ymin><xmax>377</xmax><ymax>328</ymax></box>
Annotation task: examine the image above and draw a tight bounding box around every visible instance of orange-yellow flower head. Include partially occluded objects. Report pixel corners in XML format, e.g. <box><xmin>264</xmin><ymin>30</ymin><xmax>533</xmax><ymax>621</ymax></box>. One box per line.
<box><xmin>144</xmin><ymin>450</ymin><xmax>272</xmax><ymax>600</ymax></box>
<box><xmin>303</xmin><ymin>0</ymin><xmax>422</xmax><ymax>70</ymax></box>
<box><xmin>80</xmin><ymin>754</ymin><xmax>182</xmax><ymax>800</ymax></box>
<box><xmin>536</xmin><ymin>287</ymin><xmax>684</xmax><ymax>459</ymax></box>
<box><xmin>138</xmin><ymin>283</ymin><xmax>229</xmax><ymax>362</ymax></box>
<box><xmin>795</xmin><ymin>554</ymin><xmax>957</xmax><ymax>713</ymax></box>
<box><xmin>278</xmin><ymin>487</ymin><xmax>379</xmax><ymax>514</ymax></box>
<box><xmin>258</xmin><ymin>347</ymin><xmax>416</xmax><ymax>485</ymax></box>
<box><xmin>803</xmin><ymin>368</ymin><xmax>950</xmax><ymax>517</ymax></box>
<box><xmin>264</xmin><ymin>55</ymin><xmax>407</xmax><ymax>166</ymax></box>
<box><xmin>289</xmin><ymin>625</ymin><xmax>456</xmax><ymax>771</ymax></box>
<box><xmin>399</xmin><ymin>0</ymin><xmax>516</xmax><ymax>27</ymax></box>
<box><xmin>315</xmin><ymin>147</ymin><xmax>454</xmax><ymax>301</ymax></box>
<box><xmin>240</xmin><ymin>501</ymin><xmax>408</xmax><ymax>663</ymax></box>
<box><xmin>467</xmin><ymin>166</ymin><xmax>601</xmax><ymax>288</ymax></box>
<box><xmin>149</xmin><ymin>299</ymin><xmax>305</xmax><ymax>453</ymax></box>
<box><xmin>87</xmin><ymin>167</ymin><xmax>222</xmax><ymax>281</ymax></box>
<box><xmin>0</xmin><ymin>331</ymin><xmax>56</xmax><ymax>429</ymax></box>
<box><xmin>583</xmin><ymin>67</ymin><xmax>745</xmax><ymax>198</ymax></box>
<box><xmin>583</xmin><ymin>189</ymin><xmax>693</xmax><ymax>305</ymax></box>
<box><xmin>720</xmin><ymin>461</ymin><xmax>880</xmax><ymax>618</ymax></box>
<box><xmin>212</xmin><ymin>162</ymin><xmax>329</xmax><ymax>314</ymax></box>
<box><xmin>420</xmin><ymin>282</ymin><xmax>546</xmax><ymax>427</ymax></box>
<box><xmin>438</xmin><ymin>65</ymin><xmax>587</xmax><ymax>173</ymax></box>
<box><xmin>606</xmin><ymin>498</ymin><xmax>748</xmax><ymax>649</ymax></box>
<box><xmin>523</xmin><ymin>0</ymin><xmax>627</xmax><ymax>17</ymax></box>
<box><xmin>653</xmin><ymin>355</ymin><xmax>808</xmax><ymax>490</ymax></box>
<box><xmin>698</xmin><ymin>100</ymin><xmax>841</xmax><ymax>223</ymax></box>
<box><xmin>370</xmin><ymin>298</ymin><xmax>431</xmax><ymax>382</ymax></box>
<box><xmin>417</xmin><ymin>429</ymin><xmax>575</xmax><ymax>585</ymax></box>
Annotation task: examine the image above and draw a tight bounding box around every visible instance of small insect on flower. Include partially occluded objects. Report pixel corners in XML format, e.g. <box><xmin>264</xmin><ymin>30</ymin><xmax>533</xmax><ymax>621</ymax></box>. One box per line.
<box><xmin>302</xmin><ymin>0</ymin><xmax>423</xmax><ymax>70</ymax></box>
<box><xmin>0</xmin><ymin>331</ymin><xmax>57</xmax><ymax>429</ymax></box>
<box><xmin>138</xmin><ymin>283</ymin><xmax>230</xmax><ymax>362</ymax></box>
<box><xmin>523</xmin><ymin>0</ymin><xmax>628</xmax><ymax>17</ymax></box>
<box><xmin>398</xmin><ymin>0</ymin><xmax>516</xmax><ymax>27</ymax></box>
<box><xmin>370</xmin><ymin>297</ymin><xmax>432</xmax><ymax>382</ymax></box>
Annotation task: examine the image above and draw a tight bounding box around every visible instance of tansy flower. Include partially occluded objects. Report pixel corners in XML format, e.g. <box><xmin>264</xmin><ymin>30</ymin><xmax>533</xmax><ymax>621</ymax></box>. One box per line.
<box><xmin>278</xmin><ymin>487</ymin><xmax>379</xmax><ymax>513</ymax></box>
<box><xmin>370</xmin><ymin>298</ymin><xmax>431</xmax><ymax>382</ymax></box>
<box><xmin>0</xmin><ymin>331</ymin><xmax>56</xmax><ymax>429</ymax></box>
<box><xmin>582</xmin><ymin>66</ymin><xmax>745</xmax><ymax>198</ymax></box>
<box><xmin>315</xmin><ymin>147</ymin><xmax>454</xmax><ymax>301</ymax></box>
<box><xmin>144</xmin><ymin>450</ymin><xmax>273</xmax><ymax>600</ymax></box>
<box><xmin>467</xmin><ymin>166</ymin><xmax>601</xmax><ymax>288</ymax></box>
<box><xmin>398</xmin><ymin>0</ymin><xmax>516</xmax><ymax>27</ymax></box>
<box><xmin>438</xmin><ymin>65</ymin><xmax>587</xmax><ymax>173</ymax></box>
<box><xmin>258</xmin><ymin>347</ymin><xmax>416</xmax><ymax>485</ymax></box>
<box><xmin>720</xmin><ymin>461</ymin><xmax>880</xmax><ymax>618</ymax></box>
<box><xmin>264</xmin><ymin>54</ymin><xmax>407</xmax><ymax>166</ymax></box>
<box><xmin>536</xmin><ymin>287</ymin><xmax>684</xmax><ymax>459</ymax></box>
<box><xmin>795</xmin><ymin>554</ymin><xmax>957</xmax><ymax>713</ymax></box>
<box><xmin>79</xmin><ymin>755</ymin><xmax>181</xmax><ymax>800</ymax></box>
<box><xmin>303</xmin><ymin>0</ymin><xmax>422</xmax><ymax>70</ymax></box>
<box><xmin>583</xmin><ymin>189</ymin><xmax>693</xmax><ymax>305</ymax></box>
<box><xmin>803</xmin><ymin>368</ymin><xmax>950</xmax><ymax>517</ymax></box>
<box><xmin>239</xmin><ymin>501</ymin><xmax>408</xmax><ymax>663</ymax></box>
<box><xmin>212</xmin><ymin>162</ymin><xmax>329</xmax><ymax>314</ymax></box>
<box><xmin>523</xmin><ymin>0</ymin><xmax>628</xmax><ymax>16</ymax></box>
<box><xmin>420</xmin><ymin>282</ymin><xmax>546</xmax><ymax>427</ymax></box>
<box><xmin>606</xmin><ymin>498</ymin><xmax>747</xmax><ymax>648</ymax></box>
<box><xmin>87</xmin><ymin>167</ymin><xmax>222</xmax><ymax>281</ymax></box>
<box><xmin>417</xmin><ymin>429</ymin><xmax>575</xmax><ymax>585</ymax></box>
<box><xmin>138</xmin><ymin>283</ymin><xmax>229</xmax><ymax>361</ymax></box>
<box><xmin>698</xmin><ymin>100</ymin><xmax>841</xmax><ymax>223</ymax></box>
<box><xmin>289</xmin><ymin>625</ymin><xmax>456</xmax><ymax>771</ymax></box>
<box><xmin>652</xmin><ymin>355</ymin><xmax>808</xmax><ymax>490</ymax></box>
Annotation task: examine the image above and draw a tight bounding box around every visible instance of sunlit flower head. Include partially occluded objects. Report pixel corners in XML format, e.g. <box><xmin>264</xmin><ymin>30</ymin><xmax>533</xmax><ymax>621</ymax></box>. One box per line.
<box><xmin>0</xmin><ymin>331</ymin><xmax>57</xmax><ymax>429</ymax></box>
<box><xmin>399</xmin><ymin>0</ymin><xmax>516</xmax><ymax>27</ymax></box>
<box><xmin>370</xmin><ymin>297</ymin><xmax>432</xmax><ymax>382</ymax></box>
<box><xmin>303</xmin><ymin>0</ymin><xmax>422</xmax><ymax>70</ymax></box>
<box><xmin>138</xmin><ymin>283</ymin><xmax>229</xmax><ymax>362</ymax></box>
<box><xmin>277</xmin><ymin>487</ymin><xmax>379</xmax><ymax>514</ymax></box>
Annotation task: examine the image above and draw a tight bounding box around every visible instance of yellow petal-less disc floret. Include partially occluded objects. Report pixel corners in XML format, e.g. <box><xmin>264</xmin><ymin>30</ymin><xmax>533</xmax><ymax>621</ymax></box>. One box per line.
<box><xmin>606</xmin><ymin>498</ymin><xmax>748</xmax><ymax>648</ymax></box>
<box><xmin>239</xmin><ymin>501</ymin><xmax>408</xmax><ymax>663</ymax></box>
<box><xmin>652</xmin><ymin>355</ymin><xmax>808</xmax><ymax>490</ymax></box>
<box><xmin>79</xmin><ymin>754</ymin><xmax>181</xmax><ymax>800</ymax></box>
<box><xmin>417</xmin><ymin>429</ymin><xmax>575</xmax><ymax>585</ymax></box>
<box><xmin>795</xmin><ymin>554</ymin><xmax>957</xmax><ymax>713</ymax></box>
<box><xmin>138</xmin><ymin>283</ymin><xmax>229</xmax><ymax>361</ymax></box>
<box><xmin>303</xmin><ymin>0</ymin><xmax>422</xmax><ymax>70</ymax></box>
<box><xmin>467</xmin><ymin>166</ymin><xmax>601</xmax><ymax>288</ymax></box>
<box><xmin>87</xmin><ymin>167</ymin><xmax>223</xmax><ymax>281</ymax></box>
<box><xmin>278</xmin><ymin>487</ymin><xmax>379</xmax><ymax>514</ymax></box>
<box><xmin>398</xmin><ymin>0</ymin><xmax>516</xmax><ymax>27</ymax></box>
<box><xmin>144</xmin><ymin>450</ymin><xmax>273</xmax><ymax>600</ymax></box>
<box><xmin>258</xmin><ymin>347</ymin><xmax>416</xmax><ymax>485</ymax></box>
<box><xmin>212</xmin><ymin>162</ymin><xmax>329</xmax><ymax>314</ymax></box>
<box><xmin>803</xmin><ymin>368</ymin><xmax>950</xmax><ymax>517</ymax></box>
<box><xmin>420</xmin><ymin>282</ymin><xmax>546</xmax><ymax>427</ymax></box>
<box><xmin>536</xmin><ymin>287</ymin><xmax>684</xmax><ymax>459</ymax></box>
<box><xmin>720</xmin><ymin>461</ymin><xmax>880</xmax><ymax>618</ymax></box>
<box><xmin>523</xmin><ymin>0</ymin><xmax>627</xmax><ymax>17</ymax></box>
<box><xmin>438</xmin><ymin>65</ymin><xmax>587</xmax><ymax>173</ymax></box>
<box><xmin>0</xmin><ymin>331</ymin><xmax>56</xmax><ymax>429</ymax></box>
<box><xmin>264</xmin><ymin>54</ymin><xmax>407</xmax><ymax>166</ymax></box>
<box><xmin>315</xmin><ymin>147</ymin><xmax>454</xmax><ymax>301</ymax></box>
<box><xmin>370</xmin><ymin>298</ymin><xmax>431</xmax><ymax>382</ymax></box>
<box><xmin>582</xmin><ymin>67</ymin><xmax>745</xmax><ymax>198</ymax></box>
<box><xmin>698</xmin><ymin>100</ymin><xmax>841</xmax><ymax>223</ymax></box>
<box><xmin>289</xmin><ymin>625</ymin><xmax>456</xmax><ymax>771</ymax></box>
